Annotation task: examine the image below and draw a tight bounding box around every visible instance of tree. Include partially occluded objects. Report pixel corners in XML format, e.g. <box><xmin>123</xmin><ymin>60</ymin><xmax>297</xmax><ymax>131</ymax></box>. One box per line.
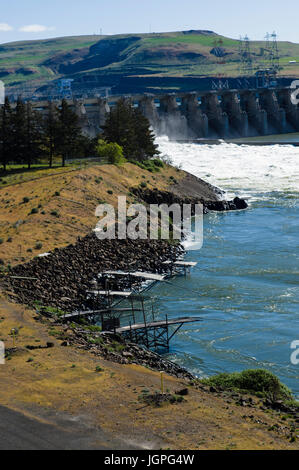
<box><xmin>132</xmin><ymin>107</ymin><xmax>159</xmax><ymax>161</ymax></box>
<box><xmin>0</xmin><ymin>97</ymin><xmax>14</xmax><ymax>171</ymax></box>
<box><xmin>24</xmin><ymin>102</ymin><xmax>43</xmax><ymax>169</ymax></box>
<box><xmin>96</xmin><ymin>139</ymin><xmax>124</xmax><ymax>164</ymax></box>
<box><xmin>11</xmin><ymin>97</ymin><xmax>26</xmax><ymax>164</ymax></box>
<box><xmin>56</xmin><ymin>99</ymin><xmax>81</xmax><ymax>167</ymax></box>
<box><xmin>42</xmin><ymin>102</ymin><xmax>59</xmax><ymax>168</ymax></box>
<box><xmin>102</xmin><ymin>98</ymin><xmax>159</xmax><ymax>162</ymax></box>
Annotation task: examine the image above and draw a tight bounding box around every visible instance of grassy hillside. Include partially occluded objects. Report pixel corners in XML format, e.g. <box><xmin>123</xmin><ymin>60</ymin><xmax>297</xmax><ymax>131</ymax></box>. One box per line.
<box><xmin>0</xmin><ymin>160</ymin><xmax>183</xmax><ymax>266</ymax></box>
<box><xmin>1</xmin><ymin>30</ymin><xmax>299</xmax><ymax>91</ymax></box>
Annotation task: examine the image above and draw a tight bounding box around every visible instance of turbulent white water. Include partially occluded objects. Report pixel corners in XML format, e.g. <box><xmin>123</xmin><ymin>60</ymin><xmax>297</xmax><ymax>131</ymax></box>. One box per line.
<box><xmin>157</xmin><ymin>137</ymin><xmax>299</xmax><ymax>200</ymax></box>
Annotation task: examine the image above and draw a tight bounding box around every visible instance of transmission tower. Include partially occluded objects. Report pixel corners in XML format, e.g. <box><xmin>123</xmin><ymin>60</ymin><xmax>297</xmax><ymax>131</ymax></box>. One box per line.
<box><xmin>238</xmin><ymin>35</ymin><xmax>253</xmax><ymax>76</ymax></box>
<box><xmin>264</xmin><ymin>31</ymin><xmax>280</xmax><ymax>72</ymax></box>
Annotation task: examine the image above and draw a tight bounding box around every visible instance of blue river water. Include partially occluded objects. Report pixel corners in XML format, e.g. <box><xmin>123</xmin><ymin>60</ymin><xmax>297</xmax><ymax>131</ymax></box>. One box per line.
<box><xmin>149</xmin><ymin>137</ymin><xmax>299</xmax><ymax>397</ymax></box>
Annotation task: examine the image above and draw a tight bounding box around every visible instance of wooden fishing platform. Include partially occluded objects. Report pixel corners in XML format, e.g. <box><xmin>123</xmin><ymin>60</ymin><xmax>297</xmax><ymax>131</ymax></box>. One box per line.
<box><xmin>87</xmin><ymin>290</ymin><xmax>133</xmax><ymax>297</ymax></box>
<box><xmin>113</xmin><ymin>316</ymin><xmax>202</xmax><ymax>351</ymax></box>
<box><xmin>69</xmin><ymin>262</ymin><xmax>200</xmax><ymax>351</ymax></box>
<box><xmin>62</xmin><ymin>307</ymin><xmax>143</xmax><ymax>321</ymax></box>
<box><xmin>102</xmin><ymin>271</ymin><xmax>166</xmax><ymax>282</ymax></box>
<box><xmin>163</xmin><ymin>260</ymin><xmax>198</xmax><ymax>276</ymax></box>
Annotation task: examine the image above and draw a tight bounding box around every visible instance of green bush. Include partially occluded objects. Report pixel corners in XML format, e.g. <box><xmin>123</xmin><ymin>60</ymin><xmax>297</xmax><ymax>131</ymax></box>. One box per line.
<box><xmin>34</xmin><ymin>242</ymin><xmax>43</xmax><ymax>250</ymax></box>
<box><xmin>30</xmin><ymin>208</ymin><xmax>39</xmax><ymax>214</ymax></box>
<box><xmin>152</xmin><ymin>158</ymin><xmax>164</xmax><ymax>168</ymax></box>
<box><xmin>202</xmin><ymin>369</ymin><xmax>292</xmax><ymax>401</ymax></box>
<box><xmin>23</xmin><ymin>197</ymin><xmax>30</xmax><ymax>203</ymax></box>
<box><xmin>96</xmin><ymin>139</ymin><xmax>125</xmax><ymax>165</ymax></box>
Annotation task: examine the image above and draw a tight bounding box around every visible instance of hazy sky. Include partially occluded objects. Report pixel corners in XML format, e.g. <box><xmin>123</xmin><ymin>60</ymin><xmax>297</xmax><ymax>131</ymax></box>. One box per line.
<box><xmin>0</xmin><ymin>0</ymin><xmax>298</xmax><ymax>44</ymax></box>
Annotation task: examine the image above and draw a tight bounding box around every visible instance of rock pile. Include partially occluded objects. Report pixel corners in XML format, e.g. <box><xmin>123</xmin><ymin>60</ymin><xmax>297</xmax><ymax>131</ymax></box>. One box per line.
<box><xmin>131</xmin><ymin>187</ymin><xmax>248</xmax><ymax>213</ymax></box>
<box><xmin>1</xmin><ymin>234</ymin><xmax>184</xmax><ymax>312</ymax></box>
<box><xmin>60</xmin><ymin>326</ymin><xmax>195</xmax><ymax>380</ymax></box>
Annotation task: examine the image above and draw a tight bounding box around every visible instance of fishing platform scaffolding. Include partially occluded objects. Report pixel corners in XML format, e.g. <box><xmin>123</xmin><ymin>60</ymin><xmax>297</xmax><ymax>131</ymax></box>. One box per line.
<box><xmin>64</xmin><ymin>260</ymin><xmax>200</xmax><ymax>351</ymax></box>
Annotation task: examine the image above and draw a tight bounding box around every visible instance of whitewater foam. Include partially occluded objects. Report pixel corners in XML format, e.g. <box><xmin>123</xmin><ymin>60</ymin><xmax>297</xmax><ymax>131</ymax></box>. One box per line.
<box><xmin>157</xmin><ymin>137</ymin><xmax>299</xmax><ymax>200</ymax></box>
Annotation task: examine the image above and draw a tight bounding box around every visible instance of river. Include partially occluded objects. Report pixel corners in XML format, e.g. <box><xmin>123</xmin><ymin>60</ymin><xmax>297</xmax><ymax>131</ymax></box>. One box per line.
<box><xmin>151</xmin><ymin>135</ymin><xmax>299</xmax><ymax>397</ymax></box>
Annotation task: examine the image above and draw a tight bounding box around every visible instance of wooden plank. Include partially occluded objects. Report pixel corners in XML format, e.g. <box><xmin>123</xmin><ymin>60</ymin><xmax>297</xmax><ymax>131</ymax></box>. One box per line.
<box><xmin>7</xmin><ymin>276</ymin><xmax>38</xmax><ymax>280</ymax></box>
<box><xmin>162</xmin><ymin>260</ymin><xmax>198</xmax><ymax>267</ymax></box>
<box><xmin>115</xmin><ymin>317</ymin><xmax>202</xmax><ymax>333</ymax></box>
<box><xmin>102</xmin><ymin>271</ymin><xmax>165</xmax><ymax>281</ymax></box>
<box><xmin>63</xmin><ymin>307</ymin><xmax>143</xmax><ymax>320</ymax></box>
<box><xmin>131</xmin><ymin>272</ymin><xmax>165</xmax><ymax>281</ymax></box>
<box><xmin>86</xmin><ymin>290</ymin><xmax>133</xmax><ymax>297</ymax></box>
<box><xmin>174</xmin><ymin>261</ymin><xmax>198</xmax><ymax>267</ymax></box>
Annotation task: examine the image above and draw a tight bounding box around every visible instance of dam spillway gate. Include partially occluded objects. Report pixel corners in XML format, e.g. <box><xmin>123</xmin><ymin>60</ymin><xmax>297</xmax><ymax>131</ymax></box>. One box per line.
<box><xmin>28</xmin><ymin>87</ymin><xmax>299</xmax><ymax>139</ymax></box>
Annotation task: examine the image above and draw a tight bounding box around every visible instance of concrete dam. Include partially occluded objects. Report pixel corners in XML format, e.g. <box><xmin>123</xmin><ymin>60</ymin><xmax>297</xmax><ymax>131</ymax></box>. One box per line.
<box><xmin>31</xmin><ymin>87</ymin><xmax>299</xmax><ymax>139</ymax></box>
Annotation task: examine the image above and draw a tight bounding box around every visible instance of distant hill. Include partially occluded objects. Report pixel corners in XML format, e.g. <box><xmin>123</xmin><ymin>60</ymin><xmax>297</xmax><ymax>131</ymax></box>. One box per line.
<box><xmin>1</xmin><ymin>30</ymin><xmax>299</xmax><ymax>95</ymax></box>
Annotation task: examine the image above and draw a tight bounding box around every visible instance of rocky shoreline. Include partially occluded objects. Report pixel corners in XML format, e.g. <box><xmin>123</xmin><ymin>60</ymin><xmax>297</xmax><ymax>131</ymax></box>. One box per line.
<box><xmin>0</xmin><ymin>180</ymin><xmax>248</xmax><ymax>381</ymax></box>
<box><xmin>1</xmin><ymin>235</ymin><xmax>184</xmax><ymax>312</ymax></box>
<box><xmin>46</xmin><ymin>322</ymin><xmax>196</xmax><ymax>380</ymax></box>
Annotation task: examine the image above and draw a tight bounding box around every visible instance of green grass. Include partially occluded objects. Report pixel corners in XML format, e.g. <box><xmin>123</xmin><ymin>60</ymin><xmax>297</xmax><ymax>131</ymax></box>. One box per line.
<box><xmin>2</xmin><ymin>31</ymin><xmax>299</xmax><ymax>90</ymax></box>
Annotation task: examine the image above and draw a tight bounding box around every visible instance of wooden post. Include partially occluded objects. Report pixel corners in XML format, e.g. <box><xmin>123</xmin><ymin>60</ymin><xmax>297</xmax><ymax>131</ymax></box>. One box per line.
<box><xmin>130</xmin><ymin>298</ymin><xmax>137</xmax><ymax>343</ymax></box>
<box><xmin>166</xmin><ymin>314</ymin><xmax>169</xmax><ymax>351</ymax></box>
<box><xmin>142</xmin><ymin>299</ymin><xmax>149</xmax><ymax>348</ymax></box>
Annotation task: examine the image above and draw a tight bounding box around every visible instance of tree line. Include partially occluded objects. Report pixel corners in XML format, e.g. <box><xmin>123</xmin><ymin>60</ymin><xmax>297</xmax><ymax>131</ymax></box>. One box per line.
<box><xmin>0</xmin><ymin>96</ymin><xmax>159</xmax><ymax>171</ymax></box>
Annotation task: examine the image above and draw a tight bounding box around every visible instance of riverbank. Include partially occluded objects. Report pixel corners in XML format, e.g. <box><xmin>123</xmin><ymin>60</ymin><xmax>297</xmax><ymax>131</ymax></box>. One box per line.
<box><xmin>1</xmin><ymin>160</ymin><xmax>297</xmax><ymax>450</ymax></box>
<box><xmin>0</xmin><ymin>296</ymin><xmax>298</xmax><ymax>450</ymax></box>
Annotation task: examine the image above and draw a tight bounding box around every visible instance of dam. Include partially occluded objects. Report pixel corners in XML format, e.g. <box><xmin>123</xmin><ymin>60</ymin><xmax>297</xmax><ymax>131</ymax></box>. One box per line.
<box><xmin>30</xmin><ymin>86</ymin><xmax>299</xmax><ymax>140</ymax></box>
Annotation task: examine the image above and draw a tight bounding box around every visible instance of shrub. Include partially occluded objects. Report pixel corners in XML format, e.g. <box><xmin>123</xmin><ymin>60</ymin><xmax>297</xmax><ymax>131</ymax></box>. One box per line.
<box><xmin>0</xmin><ymin>239</ymin><xmax>3</xmax><ymax>245</ymax></box>
<box><xmin>153</xmin><ymin>158</ymin><xmax>164</xmax><ymax>168</ymax></box>
<box><xmin>35</xmin><ymin>242</ymin><xmax>43</xmax><ymax>250</ymax></box>
<box><xmin>107</xmin><ymin>190</ymin><xmax>113</xmax><ymax>195</ymax></box>
<box><xmin>23</xmin><ymin>197</ymin><xmax>30</xmax><ymax>203</ymax></box>
<box><xmin>54</xmin><ymin>191</ymin><xmax>60</xmax><ymax>197</ymax></box>
<box><xmin>96</xmin><ymin>139</ymin><xmax>125</xmax><ymax>165</ymax></box>
<box><xmin>50</xmin><ymin>210</ymin><xmax>60</xmax><ymax>218</ymax></box>
<box><xmin>30</xmin><ymin>208</ymin><xmax>38</xmax><ymax>214</ymax></box>
<box><xmin>140</xmin><ymin>181</ymin><xmax>147</xmax><ymax>189</ymax></box>
<box><xmin>202</xmin><ymin>369</ymin><xmax>292</xmax><ymax>401</ymax></box>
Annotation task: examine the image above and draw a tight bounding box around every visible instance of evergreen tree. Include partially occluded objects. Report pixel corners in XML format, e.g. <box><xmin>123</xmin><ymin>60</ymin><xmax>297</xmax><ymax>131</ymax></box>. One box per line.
<box><xmin>11</xmin><ymin>97</ymin><xmax>26</xmax><ymax>164</ymax></box>
<box><xmin>0</xmin><ymin>97</ymin><xmax>14</xmax><ymax>171</ymax></box>
<box><xmin>24</xmin><ymin>102</ymin><xmax>43</xmax><ymax>169</ymax></box>
<box><xmin>56</xmin><ymin>99</ymin><xmax>81</xmax><ymax>167</ymax></box>
<box><xmin>42</xmin><ymin>102</ymin><xmax>59</xmax><ymax>168</ymax></box>
<box><xmin>102</xmin><ymin>98</ymin><xmax>159</xmax><ymax>161</ymax></box>
<box><xmin>132</xmin><ymin>107</ymin><xmax>159</xmax><ymax>161</ymax></box>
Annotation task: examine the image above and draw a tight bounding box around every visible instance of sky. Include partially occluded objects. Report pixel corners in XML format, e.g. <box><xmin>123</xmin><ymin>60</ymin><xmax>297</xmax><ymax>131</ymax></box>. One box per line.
<box><xmin>0</xmin><ymin>0</ymin><xmax>298</xmax><ymax>44</ymax></box>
